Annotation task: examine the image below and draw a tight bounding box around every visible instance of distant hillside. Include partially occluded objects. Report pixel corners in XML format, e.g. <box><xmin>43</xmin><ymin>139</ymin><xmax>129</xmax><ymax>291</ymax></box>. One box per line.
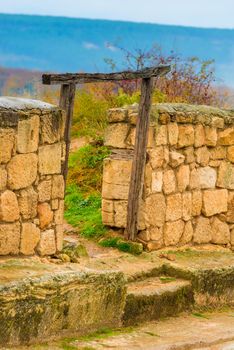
<box><xmin>0</xmin><ymin>13</ymin><xmax>234</xmax><ymax>86</ymax></box>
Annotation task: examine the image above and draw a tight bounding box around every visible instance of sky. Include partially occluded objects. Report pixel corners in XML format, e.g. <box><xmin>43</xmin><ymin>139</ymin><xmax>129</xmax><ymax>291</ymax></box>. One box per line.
<box><xmin>0</xmin><ymin>0</ymin><xmax>233</xmax><ymax>29</ymax></box>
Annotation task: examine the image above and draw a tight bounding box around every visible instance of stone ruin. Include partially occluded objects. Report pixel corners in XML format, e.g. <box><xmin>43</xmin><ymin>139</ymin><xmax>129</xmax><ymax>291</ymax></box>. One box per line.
<box><xmin>102</xmin><ymin>103</ymin><xmax>234</xmax><ymax>250</ymax></box>
<box><xmin>0</xmin><ymin>97</ymin><xmax>65</xmax><ymax>256</ymax></box>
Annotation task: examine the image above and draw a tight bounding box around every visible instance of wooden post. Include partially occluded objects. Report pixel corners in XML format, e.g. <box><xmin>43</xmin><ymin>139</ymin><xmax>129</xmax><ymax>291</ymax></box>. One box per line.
<box><xmin>125</xmin><ymin>77</ymin><xmax>154</xmax><ymax>241</ymax></box>
<box><xmin>59</xmin><ymin>83</ymin><xmax>76</xmax><ymax>182</ymax></box>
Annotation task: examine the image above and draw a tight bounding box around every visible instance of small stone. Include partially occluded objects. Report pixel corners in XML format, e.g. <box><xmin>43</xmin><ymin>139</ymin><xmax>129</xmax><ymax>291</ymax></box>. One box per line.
<box><xmin>0</xmin><ymin>222</ymin><xmax>20</xmax><ymax>255</ymax></box>
<box><xmin>58</xmin><ymin>253</ymin><xmax>71</xmax><ymax>262</ymax></box>
<box><xmin>55</xmin><ymin>224</ymin><xmax>64</xmax><ymax>251</ymax></box>
<box><xmin>210</xmin><ymin>146</ymin><xmax>226</xmax><ymax>160</ymax></box>
<box><xmin>184</xmin><ymin>147</ymin><xmax>195</xmax><ymax>164</ymax></box>
<box><xmin>102</xmin><ymin>199</ymin><xmax>114</xmax><ymax>213</ymax></box>
<box><xmin>166</xmin><ymin>193</ymin><xmax>182</xmax><ymax>221</ymax></box>
<box><xmin>20</xmin><ymin>223</ymin><xmax>40</xmax><ymax>255</ymax></box>
<box><xmin>149</xmin><ymin>226</ymin><xmax>163</xmax><ymax>241</ymax></box>
<box><xmin>108</xmin><ymin>108</ymin><xmax>128</xmax><ymax>123</ymax></box>
<box><xmin>227</xmin><ymin>146</ymin><xmax>234</xmax><ymax>163</ymax></box>
<box><xmin>180</xmin><ymin>221</ymin><xmax>193</xmax><ymax>244</ymax></box>
<box><xmin>40</xmin><ymin>111</ymin><xmax>65</xmax><ymax>144</ymax></box>
<box><xmin>227</xmin><ymin>193</ymin><xmax>234</xmax><ymax>223</ymax></box>
<box><xmin>52</xmin><ymin>175</ymin><xmax>64</xmax><ymax>199</ymax></box>
<box><xmin>195</xmin><ymin>146</ymin><xmax>210</xmax><ymax>166</ymax></box>
<box><xmin>17</xmin><ymin>115</ymin><xmax>39</xmax><ymax>153</ymax></box>
<box><xmin>38</xmin><ymin>180</ymin><xmax>52</xmax><ymax>202</ymax></box>
<box><xmin>104</xmin><ymin>123</ymin><xmax>129</xmax><ymax>148</ymax></box>
<box><xmin>155</xmin><ymin>125</ymin><xmax>167</xmax><ymax>145</ymax></box>
<box><xmin>146</xmin><ymin>240</ymin><xmax>163</xmax><ymax>251</ymax></box>
<box><xmin>102</xmin><ymin>210</ymin><xmax>114</xmax><ymax>226</ymax></box>
<box><xmin>0</xmin><ymin>129</ymin><xmax>15</xmax><ymax>164</ymax></box>
<box><xmin>205</xmin><ymin>127</ymin><xmax>217</xmax><ymax>146</ymax></box>
<box><xmin>149</xmin><ymin>147</ymin><xmax>165</xmax><ymax>169</ymax></box>
<box><xmin>163</xmin><ymin>170</ymin><xmax>176</xmax><ymax>194</ymax></box>
<box><xmin>38</xmin><ymin>143</ymin><xmax>62</xmax><ymax>175</ymax></box>
<box><xmin>194</xmin><ymin>217</ymin><xmax>212</xmax><ymax>244</ymax></box>
<box><xmin>51</xmin><ymin>199</ymin><xmax>59</xmax><ymax>210</ymax></box>
<box><xmin>217</xmin><ymin>162</ymin><xmax>234</xmax><ymax>189</ymax></box>
<box><xmin>138</xmin><ymin>230</ymin><xmax>151</xmax><ymax>242</ymax></box>
<box><xmin>177</xmin><ymin>125</ymin><xmax>194</xmax><ymax>148</ymax></box>
<box><xmin>202</xmin><ymin>189</ymin><xmax>228</xmax><ymax>217</ymax></box>
<box><xmin>197</xmin><ymin>166</ymin><xmax>216</xmax><ymax>189</ymax></box>
<box><xmin>37</xmin><ymin>229</ymin><xmax>56</xmax><ymax>256</ymax></box>
<box><xmin>211</xmin><ymin>217</ymin><xmax>230</xmax><ymax>244</ymax></box>
<box><xmin>192</xmin><ymin>190</ymin><xmax>202</xmax><ymax>216</ymax></box>
<box><xmin>190</xmin><ymin>168</ymin><xmax>200</xmax><ymax>189</ymax></box>
<box><xmin>152</xmin><ymin>171</ymin><xmax>163</xmax><ymax>193</ymax></box>
<box><xmin>168</xmin><ymin>123</ymin><xmax>178</xmax><ymax>145</ymax></box>
<box><xmin>177</xmin><ymin>165</ymin><xmax>190</xmax><ymax>192</ymax></box>
<box><xmin>18</xmin><ymin>187</ymin><xmax>38</xmax><ymax>220</ymax></box>
<box><xmin>145</xmin><ymin>194</ymin><xmax>166</xmax><ymax>227</ymax></box>
<box><xmin>0</xmin><ymin>190</ymin><xmax>19</xmax><ymax>222</ymax></box>
<box><xmin>38</xmin><ymin>203</ymin><xmax>53</xmax><ymax>229</ymax></box>
<box><xmin>169</xmin><ymin>151</ymin><xmax>185</xmax><ymax>168</ymax></box>
<box><xmin>218</xmin><ymin>128</ymin><xmax>234</xmax><ymax>145</ymax></box>
<box><xmin>194</xmin><ymin>124</ymin><xmax>205</xmax><ymax>147</ymax></box>
<box><xmin>164</xmin><ymin>220</ymin><xmax>184</xmax><ymax>246</ymax></box>
<box><xmin>114</xmin><ymin>201</ymin><xmax>127</xmax><ymax>228</ymax></box>
<box><xmin>7</xmin><ymin>153</ymin><xmax>38</xmax><ymax>190</ymax></box>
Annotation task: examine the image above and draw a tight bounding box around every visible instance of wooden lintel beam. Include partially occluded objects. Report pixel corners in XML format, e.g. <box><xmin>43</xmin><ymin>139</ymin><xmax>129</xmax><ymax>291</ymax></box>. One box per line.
<box><xmin>42</xmin><ymin>66</ymin><xmax>170</xmax><ymax>85</ymax></box>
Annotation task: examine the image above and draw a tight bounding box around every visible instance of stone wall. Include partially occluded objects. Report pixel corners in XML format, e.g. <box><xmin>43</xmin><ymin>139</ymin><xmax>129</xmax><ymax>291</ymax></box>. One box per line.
<box><xmin>102</xmin><ymin>103</ymin><xmax>234</xmax><ymax>250</ymax></box>
<box><xmin>0</xmin><ymin>97</ymin><xmax>65</xmax><ymax>256</ymax></box>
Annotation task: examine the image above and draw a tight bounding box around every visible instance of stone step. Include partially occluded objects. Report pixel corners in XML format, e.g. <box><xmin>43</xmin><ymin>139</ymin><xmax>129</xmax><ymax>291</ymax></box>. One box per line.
<box><xmin>123</xmin><ymin>276</ymin><xmax>194</xmax><ymax>326</ymax></box>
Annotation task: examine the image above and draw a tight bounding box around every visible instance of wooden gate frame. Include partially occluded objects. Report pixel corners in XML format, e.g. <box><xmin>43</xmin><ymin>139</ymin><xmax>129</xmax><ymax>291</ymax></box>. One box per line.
<box><xmin>42</xmin><ymin>66</ymin><xmax>170</xmax><ymax>241</ymax></box>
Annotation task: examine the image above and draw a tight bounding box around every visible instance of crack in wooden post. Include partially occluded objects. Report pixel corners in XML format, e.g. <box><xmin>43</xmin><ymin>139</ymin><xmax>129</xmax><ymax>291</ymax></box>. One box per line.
<box><xmin>125</xmin><ymin>77</ymin><xmax>154</xmax><ymax>241</ymax></box>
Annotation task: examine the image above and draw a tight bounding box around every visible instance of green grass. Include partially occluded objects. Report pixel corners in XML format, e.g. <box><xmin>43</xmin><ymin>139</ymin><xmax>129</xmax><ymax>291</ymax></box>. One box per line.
<box><xmin>99</xmin><ymin>237</ymin><xmax>143</xmax><ymax>255</ymax></box>
<box><xmin>159</xmin><ymin>276</ymin><xmax>177</xmax><ymax>284</ymax></box>
<box><xmin>192</xmin><ymin>312</ymin><xmax>210</xmax><ymax>319</ymax></box>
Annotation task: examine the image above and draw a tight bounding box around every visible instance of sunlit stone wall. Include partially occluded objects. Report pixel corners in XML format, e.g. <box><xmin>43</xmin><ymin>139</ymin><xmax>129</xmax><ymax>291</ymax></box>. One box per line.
<box><xmin>102</xmin><ymin>103</ymin><xmax>234</xmax><ymax>251</ymax></box>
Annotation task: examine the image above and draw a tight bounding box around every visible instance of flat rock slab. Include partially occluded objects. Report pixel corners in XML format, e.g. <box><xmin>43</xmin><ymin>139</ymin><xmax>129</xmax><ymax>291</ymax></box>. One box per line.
<box><xmin>0</xmin><ymin>97</ymin><xmax>55</xmax><ymax>110</ymax></box>
<box><xmin>0</xmin><ymin>258</ymin><xmax>126</xmax><ymax>347</ymax></box>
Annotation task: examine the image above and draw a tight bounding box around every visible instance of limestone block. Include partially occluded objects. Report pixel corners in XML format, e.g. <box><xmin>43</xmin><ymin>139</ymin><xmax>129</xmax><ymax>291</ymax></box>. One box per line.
<box><xmin>152</xmin><ymin>171</ymin><xmax>163</xmax><ymax>193</ymax></box>
<box><xmin>231</xmin><ymin>229</ymin><xmax>234</xmax><ymax>246</ymax></box>
<box><xmin>146</xmin><ymin>240</ymin><xmax>164</xmax><ymax>251</ymax></box>
<box><xmin>54</xmin><ymin>200</ymin><xmax>64</xmax><ymax>225</ymax></box>
<box><xmin>39</xmin><ymin>143</ymin><xmax>62</xmax><ymax>175</ymax></box>
<box><xmin>128</xmin><ymin>126</ymin><xmax>155</xmax><ymax>148</ymax></box>
<box><xmin>20</xmin><ymin>223</ymin><xmax>40</xmax><ymax>255</ymax></box>
<box><xmin>114</xmin><ymin>201</ymin><xmax>127</xmax><ymax>228</ymax></box>
<box><xmin>211</xmin><ymin>117</ymin><xmax>224</xmax><ymax>129</ymax></box>
<box><xmin>138</xmin><ymin>230</ymin><xmax>151</xmax><ymax>242</ymax></box>
<box><xmin>37</xmin><ymin>229</ymin><xmax>56</xmax><ymax>256</ymax></box>
<box><xmin>184</xmin><ymin>147</ymin><xmax>195</xmax><ymax>164</ymax></box>
<box><xmin>210</xmin><ymin>146</ymin><xmax>226</xmax><ymax>160</ymax></box>
<box><xmin>192</xmin><ymin>190</ymin><xmax>202</xmax><ymax>216</ymax></box>
<box><xmin>164</xmin><ymin>220</ymin><xmax>184</xmax><ymax>246</ymax></box>
<box><xmin>227</xmin><ymin>192</ymin><xmax>234</xmax><ymax>223</ymax></box>
<box><xmin>38</xmin><ymin>203</ymin><xmax>53</xmax><ymax>229</ymax></box>
<box><xmin>227</xmin><ymin>146</ymin><xmax>234</xmax><ymax>163</ymax></box>
<box><xmin>211</xmin><ymin>217</ymin><xmax>230</xmax><ymax>244</ymax></box>
<box><xmin>162</xmin><ymin>171</ymin><xmax>175</xmax><ymax>196</ymax></box>
<box><xmin>17</xmin><ymin>115</ymin><xmax>39</xmax><ymax>153</ymax></box>
<box><xmin>55</xmin><ymin>224</ymin><xmax>64</xmax><ymax>251</ymax></box>
<box><xmin>38</xmin><ymin>180</ymin><xmax>52</xmax><ymax>202</ymax></box>
<box><xmin>190</xmin><ymin>168</ymin><xmax>200</xmax><ymax>189</ymax></box>
<box><xmin>104</xmin><ymin>123</ymin><xmax>129</xmax><ymax>148</ymax></box>
<box><xmin>180</xmin><ymin>221</ymin><xmax>193</xmax><ymax>244</ymax></box>
<box><xmin>0</xmin><ymin>190</ymin><xmax>19</xmax><ymax>222</ymax></box>
<box><xmin>177</xmin><ymin>165</ymin><xmax>190</xmax><ymax>192</ymax></box>
<box><xmin>149</xmin><ymin>226</ymin><xmax>163</xmax><ymax>242</ymax></box>
<box><xmin>182</xmin><ymin>192</ymin><xmax>192</xmax><ymax>221</ymax></box>
<box><xmin>18</xmin><ymin>187</ymin><xmax>38</xmax><ymax>220</ymax></box>
<box><xmin>7</xmin><ymin>153</ymin><xmax>38</xmax><ymax>190</ymax></box>
<box><xmin>51</xmin><ymin>199</ymin><xmax>59</xmax><ymax>210</ymax></box>
<box><xmin>205</xmin><ymin>127</ymin><xmax>217</xmax><ymax>146</ymax></box>
<box><xmin>52</xmin><ymin>175</ymin><xmax>64</xmax><ymax>199</ymax></box>
<box><xmin>177</xmin><ymin>125</ymin><xmax>194</xmax><ymax>148</ymax></box>
<box><xmin>197</xmin><ymin>166</ymin><xmax>216</xmax><ymax>189</ymax></box>
<box><xmin>169</xmin><ymin>151</ymin><xmax>185</xmax><ymax>168</ymax></box>
<box><xmin>168</xmin><ymin>123</ymin><xmax>178</xmax><ymax>146</ymax></box>
<box><xmin>193</xmin><ymin>217</ymin><xmax>212</xmax><ymax>244</ymax></box>
<box><xmin>148</xmin><ymin>147</ymin><xmax>165</xmax><ymax>169</ymax></box>
<box><xmin>194</xmin><ymin>124</ymin><xmax>205</xmax><ymax>148</ymax></box>
<box><xmin>195</xmin><ymin>146</ymin><xmax>210</xmax><ymax>166</ymax></box>
<box><xmin>40</xmin><ymin>112</ymin><xmax>65</xmax><ymax>144</ymax></box>
<box><xmin>217</xmin><ymin>162</ymin><xmax>234</xmax><ymax>189</ymax></box>
<box><xmin>155</xmin><ymin>125</ymin><xmax>167</xmax><ymax>146</ymax></box>
<box><xmin>102</xmin><ymin>158</ymin><xmax>131</xmax><ymax>200</ymax></box>
<box><xmin>102</xmin><ymin>199</ymin><xmax>114</xmax><ymax>213</ymax></box>
<box><xmin>102</xmin><ymin>210</ymin><xmax>114</xmax><ymax>226</ymax></box>
<box><xmin>0</xmin><ymin>167</ymin><xmax>7</xmax><ymax>191</ymax></box>
<box><xmin>108</xmin><ymin>108</ymin><xmax>128</xmax><ymax>123</ymax></box>
<box><xmin>145</xmin><ymin>194</ymin><xmax>166</xmax><ymax>227</ymax></box>
<box><xmin>0</xmin><ymin>222</ymin><xmax>20</xmax><ymax>255</ymax></box>
<box><xmin>166</xmin><ymin>193</ymin><xmax>182</xmax><ymax>221</ymax></box>
<box><xmin>202</xmin><ymin>189</ymin><xmax>228</xmax><ymax>217</ymax></box>
<box><xmin>0</xmin><ymin>129</ymin><xmax>15</xmax><ymax>164</ymax></box>
<box><xmin>218</xmin><ymin>128</ymin><xmax>234</xmax><ymax>145</ymax></box>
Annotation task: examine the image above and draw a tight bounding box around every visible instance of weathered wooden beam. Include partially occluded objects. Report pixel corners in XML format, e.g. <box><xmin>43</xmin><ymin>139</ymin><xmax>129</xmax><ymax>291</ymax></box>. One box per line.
<box><xmin>42</xmin><ymin>66</ymin><xmax>170</xmax><ymax>85</ymax></box>
<box><xmin>59</xmin><ymin>83</ymin><xmax>76</xmax><ymax>183</ymax></box>
<box><xmin>125</xmin><ymin>77</ymin><xmax>154</xmax><ymax>241</ymax></box>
